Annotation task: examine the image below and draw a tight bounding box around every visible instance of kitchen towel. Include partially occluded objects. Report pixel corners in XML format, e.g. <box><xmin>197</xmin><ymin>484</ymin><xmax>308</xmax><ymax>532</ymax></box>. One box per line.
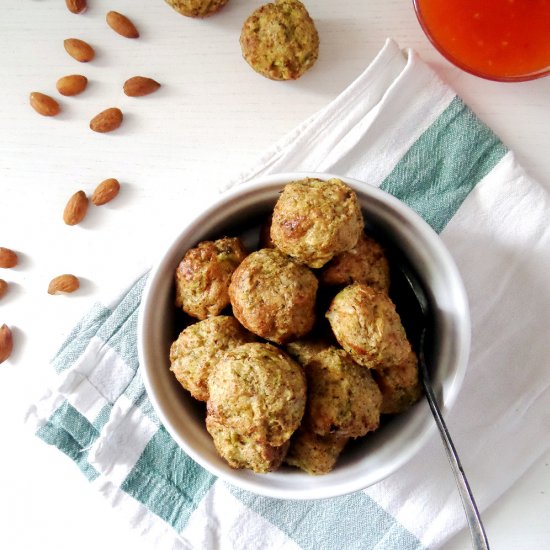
<box><xmin>27</xmin><ymin>39</ymin><xmax>550</xmax><ymax>549</ymax></box>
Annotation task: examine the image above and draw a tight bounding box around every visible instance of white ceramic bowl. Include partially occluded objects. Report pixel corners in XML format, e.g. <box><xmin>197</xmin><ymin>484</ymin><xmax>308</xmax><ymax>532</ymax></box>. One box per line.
<box><xmin>138</xmin><ymin>172</ymin><xmax>470</xmax><ymax>500</ymax></box>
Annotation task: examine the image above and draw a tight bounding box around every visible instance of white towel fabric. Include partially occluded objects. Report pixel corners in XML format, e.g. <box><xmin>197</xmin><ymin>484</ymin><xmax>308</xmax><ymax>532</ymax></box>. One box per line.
<box><xmin>28</xmin><ymin>39</ymin><xmax>550</xmax><ymax>550</ymax></box>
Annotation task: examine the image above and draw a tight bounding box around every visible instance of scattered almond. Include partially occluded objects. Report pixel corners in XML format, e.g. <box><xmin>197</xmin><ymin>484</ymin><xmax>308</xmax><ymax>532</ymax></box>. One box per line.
<box><xmin>63</xmin><ymin>190</ymin><xmax>89</xmax><ymax>225</ymax></box>
<box><xmin>56</xmin><ymin>74</ymin><xmax>88</xmax><ymax>96</ymax></box>
<box><xmin>0</xmin><ymin>280</ymin><xmax>7</xmax><ymax>300</ymax></box>
<box><xmin>92</xmin><ymin>178</ymin><xmax>120</xmax><ymax>205</ymax></box>
<box><xmin>64</xmin><ymin>38</ymin><xmax>95</xmax><ymax>62</ymax></box>
<box><xmin>29</xmin><ymin>92</ymin><xmax>60</xmax><ymax>116</ymax></box>
<box><xmin>48</xmin><ymin>274</ymin><xmax>80</xmax><ymax>295</ymax></box>
<box><xmin>65</xmin><ymin>0</ymin><xmax>87</xmax><ymax>14</ymax></box>
<box><xmin>0</xmin><ymin>324</ymin><xmax>13</xmax><ymax>364</ymax></box>
<box><xmin>106</xmin><ymin>11</ymin><xmax>139</xmax><ymax>38</ymax></box>
<box><xmin>123</xmin><ymin>76</ymin><xmax>161</xmax><ymax>97</ymax></box>
<box><xmin>0</xmin><ymin>248</ymin><xmax>18</xmax><ymax>268</ymax></box>
<box><xmin>89</xmin><ymin>107</ymin><xmax>123</xmax><ymax>133</ymax></box>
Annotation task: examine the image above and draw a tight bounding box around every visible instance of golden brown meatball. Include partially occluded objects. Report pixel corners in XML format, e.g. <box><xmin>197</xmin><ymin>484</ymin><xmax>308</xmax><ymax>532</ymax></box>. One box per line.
<box><xmin>259</xmin><ymin>214</ymin><xmax>275</xmax><ymax>249</ymax></box>
<box><xmin>175</xmin><ymin>237</ymin><xmax>247</xmax><ymax>320</ymax></box>
<box><xmin>271</xmin><ymin>178</ymin><xmax>364</xmax><ymax>268</ymax></box>
<box><xmin>240</xmin><ymin>0</ymin><xmax>319</xmax><ymax>81</ymax></box>
<box><xmin>285</xmin><ymin>337</ymin><xmax>331</xmax><ymax>367</ymax></box>
<box><xmin>326</xmin><ymin>283</ymin><xmax>412</xmax><ymax>369</ymax></box>
<box><xmin>169</xmin><ymin>316</ymin><xmax>256</xmax><ymax>402</ymax></box>
<box><xmin>229</xmin><ymin>248</ymin><xmax>318</xmax><ymax>344</ymax></box>
<box><xmin>164</xmin><ymin>0</ymin><xmax>228</xmax><ymax>18</ymax></box>
<box><xmin>207</xmin><ymin>342</ymin><xmax>306</xmax><ymax>446</ymax></box>
<box><xmin>304</xmin><ymin>347</ymin><xmax>382</xmax><ymax>438</ymax></box>
<box><xmin>285</xmin><ymin>427</ymin><xmax>348</xmax><ymax>475</ymax></box>
<box><xmin>372</xmin><ymin>350</ymin><xmax>423</xmax><ymax>414</ymax></box>
<box><xmin>206</xmin><ymin>416</ymin><xmax>289</xmax><ymax>473</ymax></box>
<box><xmin>320</xmin><ymin>233</ymin><xmax>390</xmax><ymax>293</ymax></box>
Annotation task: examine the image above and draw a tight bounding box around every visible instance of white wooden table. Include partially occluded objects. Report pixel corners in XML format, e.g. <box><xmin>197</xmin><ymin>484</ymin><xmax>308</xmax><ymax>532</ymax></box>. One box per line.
<box><xmin>1</xmin><ymin>1</ymin><xmax>549</xmax><ymax>548</ymax></box>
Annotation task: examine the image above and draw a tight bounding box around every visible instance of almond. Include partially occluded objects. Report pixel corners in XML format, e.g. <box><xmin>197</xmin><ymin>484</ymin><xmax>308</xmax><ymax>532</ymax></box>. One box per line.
<box><xmin>89</xmin><ymin>107</ymin><xmax>123</xmax><ymax>133</ymax></box>
<box><xmin>56</xmin><ymin>74</ymin><xmax>88</xmax><ymax>96</ymax></box>
<box><xmin>65</xmin><ymin>0</ymin><xmax>87</xmax><ymax>14</ymax></box>
<box><xmin>63</xmin><ymin>190</ymin><xmax>88</xmax><ymax>225</ymax></box>
<box><xmin>123</xmin><ymin>76</ymin><xmax>161</xmax><ymax>97</ymax></box>
<box><xmin>0</xmin><ymin>324</ymin><xmax>13</xmax><ymax>364</ymax></box>
<box><xmin>0</xmin><ymin>280</ymin><xmax>7</xmax><ymax>299</ymax></box>
<box><xmin>48</xmin><ymin>274</ymin><xmax>80</xmax><ymax>295</ymax></box>
<box><xmin>106</xmin><ymin>11</ymin><xmax>139</xmax><ymax>38</ymax></box>
<box><xmin>92</xmin><ymin>178</ymin><xmax>120</xmax><ymax>205</ymax></box>
<box><xmin>29</xmin><ymin>92</ymin><xmax>60</xmax><ymax>116</ymax></box>
<box><xmin>0</xmin><ymin>248</ymin><xmax>18</xmax><ymax>268</ymax></box>
<box><xmin>64</xmin><ymin>38</ymin><xmax>95</xmax><ymax>62</ymax></box>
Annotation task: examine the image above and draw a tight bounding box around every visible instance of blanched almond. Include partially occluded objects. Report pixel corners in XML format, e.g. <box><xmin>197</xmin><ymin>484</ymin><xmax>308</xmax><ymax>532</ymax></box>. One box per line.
<box><xmin>123</xmin><ymin>76</ymin><xmax>161</xmax><ymax>97</ymax></box>
<box><xmin>106</xmin><ymin>11</ymin><xmax>139</xmax><ymax>38</ymax></box>
<box><xmin>0</xmin><ymin>248</ymin><xmax>18</xmax><ymax>268</ymax></box>
<box><xmin>89</xmin><ymin>107</ymin><xmax>123</xmax><ymax>133</ymax></box>
<box><xmin>64</xmin><ymin>38</ymin><xmax>95</xmax><ymax>62</ymax></box>
<box><xmin>30</xmin><ymin>92</ymin><xmax>60</xmax><ymax>116</ymax></box>
<box><xmin>63</xmin><ymin>190</ymin><xmax>88</xmax><ymax>225</ymax></box>
<box><xmin>48</xmin><ymin>274</ymin><xmax>80</xmax><ymax>295</ymax></box>
<box><xmin>92</xmin><ymin>178</ymin><xmax>120</xmax><ymax>205</ymax></box>
<box><xmin>56</xmin><ymin>74</ymin><xmax>88</xmax><ymax>96</ymax></box>
<box><xmin>65</xmin><ymin>0</ymin><xmax>87</xmax><ymax>14</ymax></box>
<box><xmin>0</xmin><ymin>324</ymin><xmax>13</xmax><ymax>364</ymax></box>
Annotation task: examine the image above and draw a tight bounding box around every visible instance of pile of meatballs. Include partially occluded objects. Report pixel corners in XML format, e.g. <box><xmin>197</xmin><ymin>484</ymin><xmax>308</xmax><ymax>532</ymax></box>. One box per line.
<box><xmin>169</xmin><ymin>178</ymin><xmax>422</xmax><ymax>475</ymax></box>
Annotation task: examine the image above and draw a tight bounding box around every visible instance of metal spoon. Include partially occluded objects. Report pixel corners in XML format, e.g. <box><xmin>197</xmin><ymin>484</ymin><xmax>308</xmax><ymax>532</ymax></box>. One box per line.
<box><xmin>397</xmin><ymin>261</ymin><xmax>490</xmax><ymax>550</ymax></box>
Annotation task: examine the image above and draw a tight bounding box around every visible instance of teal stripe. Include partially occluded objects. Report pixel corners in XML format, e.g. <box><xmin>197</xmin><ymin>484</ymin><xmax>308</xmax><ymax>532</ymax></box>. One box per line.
<box><xmin>121</xmin><ymin>426</ymin><xmax>216</xmax><ymax>532</ymax></box>
<box><xmin>92</xmin><ymin>402</ymin><xmax>113</xmax><ymax>432</ymax></box>
<box><xmin>381</xmin><ymin>96</ymin><xmax>507</xmax><ymax>233</ymax></box>
<box><xmin>36</xmin><ymin>402</ymin><xmax>99</xmax><ymax>481</ymax></box>
<box><xmin>231</xmin><ymin>488</ymin><xmax>422</xmax><ymax>550</ymax></box>
<box><xmin>51</xmin><ymin>303</ymin><xmax>111</xmax><ymax>373</ymax></box>
<box><xmin>96</xmin><ymin>274</ymin><xmax>148</xmax><ymax>373</ymax></box>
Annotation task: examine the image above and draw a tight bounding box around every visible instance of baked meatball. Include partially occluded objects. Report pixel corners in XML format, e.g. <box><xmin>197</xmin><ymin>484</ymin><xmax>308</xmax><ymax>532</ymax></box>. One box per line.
<box><xmin>285</xmin><ymin>337</ymin><xmax>331</xmax><ymax>367</ymax></box>
<box><xmin>320</xmin><ymin>232</ymin><xmax>390</xmax><ymax>293</ymax></box>
<box><xmin>207</xmin><ymin>342</ymin><xmax>306</xmax><ymax>446</ymax></box>
<box><xmin>271</xmin><ymin>178</ymin><xmax>364</xmax><ymax>268</ymax></box>
<box><xmin>169</xmin><ymin>315</ymin><xmax>256</xmax><ymax>402</ymax></box>
<box><xmin>240</xmin><ymin>0</ymin><xmax>319</xmax><ymax>81</ymax></box>
<box><xmin>326</xmin><ymin>283</ymin><xmax>412</xmax><ymax>369</ymax></box>
<box><xmin>285</xmin><ymin>427</ymin><xmax>348</xmax><ymax>475</ymax></box>
<box><xmin>259</xmin><ymin>214</ymin><xmax>275</xmax><ymax>249</ymax></box>
<box><xmin>304</xmin><ymin>347</ymin><xmax>382</xmax><ymax>438</ymax></box>
<box><xmin>164</xmin><ymin>0</ymin><xmax>229</xmax><ymax>18</ymax></box>
<box><xmin>373</xmin><ymin>350</ymin><xmax>423</xmax><ymax>414</ymax></box>
<box><xmin>206</xmin><ymin>416</ymin><xmax>289</xmax><ymax>473</ymax></box>
<box><xmin>229</xmin><ymin>248</ymin><xmax>318</xmax><ymax>344</ymax></box>
<box><xmin>175</xmin><ymin>237</ymin><xmax>247</xmax><ymax>320</ymax></box>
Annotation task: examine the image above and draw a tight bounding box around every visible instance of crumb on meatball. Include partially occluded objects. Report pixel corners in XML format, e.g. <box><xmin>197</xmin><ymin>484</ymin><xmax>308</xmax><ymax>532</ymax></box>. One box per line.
<box><xmin>270</xmin><ymin>178</ymin><xmax>364</xmax><ymax>268</ymax></box>
<box><xmin>240</xmin><ymin>0</ymin><xmax>319</xmax><ymax>80</ymax></box>
<box><xmin>164</xmin><ymin>0</ymin><xmax>229</xmax><ymax>18</ymax></box>
<box><xmin>372</xmin><ymin>350</ymin><xmax>423</xmax><ymax>414</ymax></box>
<box><xmin>229</xmin><ymin>248</ymin><xmax>318</xmax><ymax>344</ymax></box>
<box><xmin>175</xmin><ymin>236</ymin><xmax>247</xmax><ymax>320</ymax></box>
<box><xmin>285</xmin><ymin>427</ymin><xmax>348</xmax><ymax>475</ymax></box>
<box><xmin>207</xmin><ymin>342</ymin><xmax>306</xmax><ymax>446</ymax></box>
<box><xmin>169</xmin><ymin>315</ymin><xmax>256</xmax><ymax>402</ymax></box>
<box><xmin>326</xmin><ymin>283</ymin><xmax>412</xmax><ymax>369</ymax></box>
<box><xmin>320</xmin><ymin>232</ymin><xmax>390</xmax><ymax>292</ymax></box>
<box><xmin>206</xmin><ymin>416</ymin><xmax>289</xmax><ymax>473</ymax></box>
<box><xmin>304</xmin><ymin>347</ymin><xmax>382</xmax><ymax>438</ymax></box>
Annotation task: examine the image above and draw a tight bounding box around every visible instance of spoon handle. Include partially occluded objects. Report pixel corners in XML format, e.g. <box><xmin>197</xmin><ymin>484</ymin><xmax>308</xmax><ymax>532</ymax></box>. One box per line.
<box><xmin>419</xmin><ymin>342</ymin><xmax>490</xmax><ymax>550</ymax></box>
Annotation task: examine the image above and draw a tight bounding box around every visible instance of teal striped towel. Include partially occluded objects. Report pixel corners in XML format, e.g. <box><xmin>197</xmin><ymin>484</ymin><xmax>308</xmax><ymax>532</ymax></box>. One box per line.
<box><xmin>28</xmin><ymin>39</ymin><xmax>550</xmax><ymax>549</ymax></box>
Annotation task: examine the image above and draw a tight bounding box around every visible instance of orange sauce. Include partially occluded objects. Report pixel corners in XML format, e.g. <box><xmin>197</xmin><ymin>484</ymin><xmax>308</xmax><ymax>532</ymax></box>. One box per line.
<box><xmin>416</xmin><ymin>0</ymin><xmax>550</xmax><ymax>79</ymax></box>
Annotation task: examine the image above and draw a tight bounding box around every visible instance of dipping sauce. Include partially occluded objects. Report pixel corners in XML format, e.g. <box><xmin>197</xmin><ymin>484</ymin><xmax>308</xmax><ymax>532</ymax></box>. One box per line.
<box><xmin>414</xmin><ymin>0</ymin><xmax>550</xmax><ymax>81</ymax></box>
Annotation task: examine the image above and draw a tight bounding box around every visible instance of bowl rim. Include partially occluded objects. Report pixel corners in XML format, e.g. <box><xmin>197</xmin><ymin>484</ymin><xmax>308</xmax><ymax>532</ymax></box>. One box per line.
<box><xmin>138</xmin><ymin>171</ymin><xmax>471</xmax><ymax>500</ymax></box>
<box><xmin>412</xmin><ymin>0</ymin><xmax>550</xmax><ymax>82</ymax></box>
